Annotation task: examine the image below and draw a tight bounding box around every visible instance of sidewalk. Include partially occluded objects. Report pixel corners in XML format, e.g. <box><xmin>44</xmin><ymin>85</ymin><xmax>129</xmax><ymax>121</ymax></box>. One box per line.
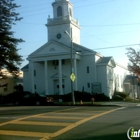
<box><xmin>102</xmin><ymin>101</ymin><xmax>140</xmax><ymax>107</ymax></box>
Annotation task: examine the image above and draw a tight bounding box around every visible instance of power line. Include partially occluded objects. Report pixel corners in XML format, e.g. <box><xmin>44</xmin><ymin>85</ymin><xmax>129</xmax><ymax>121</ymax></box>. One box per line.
<box><xmin>19</xmin><ymin>7</ymin><xmax>51</xmax><ymax>13</ymax></box>
<box><xmin>16</xmin><ymin>20</ymin><xmax>140</xmax><ymax>29</ymax></box>
<box><xmin>81</xmin><ymin>29</ymin><xmax>140</xmax><ymax>37</ymax></box>
<box><xmin>17</xmin><ymin>0</ymin><xmax>117</xmax><ymax>15</ymax></box>
<box><xmin>94</xmin><ymin>44</ymin><xmax>140</xmax><ymax>50</ymax></box>
<box><xmin>17</xmin><ymin>22</ymin><xmax>44</xmax><ymax>25</ymax></box>
<box><xmin>18</xmin><ymin>2</ymin><xmax>50</xmax><ymax>10</ymax></box>
<box><xmin>18</xmin><ymin>0</ymin><xmax>92</xmax><ymax>10</ymax></box>
<box><xmin>22</xmin><ymin>12</ymin><xmax>48</xmax><ymax>18</ymax></box>
<box><xmin>89</xmin><ymin>29</ymin><xmax>140</xmax><ymax>36</ymax></box>
<box><xmin>75</xmin><ymin>0</ymin><xmax>117</xmax><ymax>8</ymax></box>
<box><xmin>18</xmin><ymin>0</ymin><xmax>86</xmax><ymax>10</ymax></box>
<box><xmin>81</xmin><ymin>30</ymin><xmax>115</xmax><ymax>46</ymax></box>
<box><xmin>81</xmin><ymin>23</ymin><xmax>140</xmax><ymax>27</ymax></box>
<box><xmin>20</xmin><ymin>44</ymin><xmax>140</xmax><ymax>57</ymax></box>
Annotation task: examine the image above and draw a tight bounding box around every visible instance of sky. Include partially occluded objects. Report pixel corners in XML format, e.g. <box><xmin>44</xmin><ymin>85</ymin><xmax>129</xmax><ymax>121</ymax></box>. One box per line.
<box><xmin>12</xmin><ymin>0</ymin><xmax>140</xmax><ymax>68</ymax></box>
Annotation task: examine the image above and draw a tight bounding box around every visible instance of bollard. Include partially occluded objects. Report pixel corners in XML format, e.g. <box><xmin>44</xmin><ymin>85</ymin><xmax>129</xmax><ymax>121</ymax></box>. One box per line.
<box><xmin>91</xmin><ymin>97</ymin><xmax>95</xmax><ymax>104</ymax></box>
<box><xmin>80</xmin><ymin>100</ymin><xmax>83</xmax><ymax>105</ymax></box>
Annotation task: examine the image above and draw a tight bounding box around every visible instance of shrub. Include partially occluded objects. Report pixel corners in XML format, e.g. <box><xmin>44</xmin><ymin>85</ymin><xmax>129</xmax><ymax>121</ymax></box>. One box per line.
<box><xmin>63</xmin><ymin>91</ymin><xmax>92</xmax><ymax>102</ymax></box>
<box><xmin>124</xmin><ymin>96</ymin><xmax>134</xmax><ymax>101</ymax></box>
<box><xmin>92</xmin><ymin>93</ymin><xmax>109</xmax><ymax>101</ymax></box>
<box><xmin>49</xmin><ymin>91</ymin><xmax>109</xmax><ymax>102</ymax></box>
<box><xmin>112</xmin><ymin>95</ymin><xmax>124</xmax><ymax>101</ymax></box>
<box><xmin>49</xmin><ymin>91</ymin><xmax>92</xmax><ymax>102</ymax></box>
<box><xmin>115</xmin><ymin>92</ymin><xmax>129</xmax><ymax>98</ymax></box>
<box><xmin>112</xmin><ymin>91</ymin><xmax>129</xmax><ymax>101</ymax></box>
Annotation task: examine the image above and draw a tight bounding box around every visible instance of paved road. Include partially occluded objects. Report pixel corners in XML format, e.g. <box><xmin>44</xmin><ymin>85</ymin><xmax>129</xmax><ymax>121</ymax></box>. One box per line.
<box><xmin>0</xmin><ymin>104</ymin><xmax>139</xmax><ymax>140</ymax></box>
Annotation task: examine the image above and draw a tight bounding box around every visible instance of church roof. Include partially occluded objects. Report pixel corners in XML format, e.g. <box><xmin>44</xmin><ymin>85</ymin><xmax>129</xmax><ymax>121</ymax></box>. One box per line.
<box><xmin>97</xmin><ymin>57</ymin><xmax>116</xmax><ymax>67</ymax></box>
<box><xmin>27</xmin><ymin>40</ymin><xmax>99</xmax><ymax>58</ymax></box>
<box><xmin>21</xmin><ymin>64</ymin><xmax>29</xmax><ymax>71</ymax></box>
<box><xmin>73</xmin><ymin>42</ymin><xmax>96</xmax><ymax>54</ymax></box>
<box><xmin>97</xmin><ymin>57</ymin><xmax>112</xmax><ymax>64</ymax></box>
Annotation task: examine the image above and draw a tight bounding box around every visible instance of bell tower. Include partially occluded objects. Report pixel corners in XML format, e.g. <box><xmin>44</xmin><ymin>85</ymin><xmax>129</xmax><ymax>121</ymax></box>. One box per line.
<box><xmin>46</xmin><ymin>0</ymin><xmax>81</xmax><ymax>46</ymax></box>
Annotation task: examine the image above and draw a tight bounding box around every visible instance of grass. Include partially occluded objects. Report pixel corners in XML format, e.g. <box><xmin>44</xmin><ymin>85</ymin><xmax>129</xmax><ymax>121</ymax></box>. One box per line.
<box><xmin>54</xmin><ymin>101</ymin><xmax>103</xmax><ymax>106</ymax></box>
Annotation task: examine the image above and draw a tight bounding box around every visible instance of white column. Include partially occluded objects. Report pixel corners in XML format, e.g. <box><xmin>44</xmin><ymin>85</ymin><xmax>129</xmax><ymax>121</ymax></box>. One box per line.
<box><xmin>74</xmin><ymin>58</ymin><xmax>78</xmax><ymax>91</ymax></box>
<box><xmin>44</xmin><ymin>61</ymin><xmax>48</xmax><ymax>95</ymax></box>
<box><xmin>30</xmin><ymin>61</ymin><xmax>35</xmax><ymax>93</ymax></box>
<box><xmin>59</xmin><ymin>59</ymin><xmax>63</xmax><ymax>95</ymax></box>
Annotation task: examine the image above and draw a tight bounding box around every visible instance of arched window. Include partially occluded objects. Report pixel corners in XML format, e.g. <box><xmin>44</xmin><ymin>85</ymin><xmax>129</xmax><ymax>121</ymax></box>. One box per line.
<box><xmin>57</xmin><ymin>6</ymin><xmax>62</xmax><ymax>17</ymax></box>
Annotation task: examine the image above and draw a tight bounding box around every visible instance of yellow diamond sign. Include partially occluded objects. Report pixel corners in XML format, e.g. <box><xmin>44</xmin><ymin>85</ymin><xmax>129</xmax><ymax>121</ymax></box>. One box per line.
<box><xmin>70</xmin><ymin>73</ymin><xmax>76</xmax><ymax>82</ymax></box>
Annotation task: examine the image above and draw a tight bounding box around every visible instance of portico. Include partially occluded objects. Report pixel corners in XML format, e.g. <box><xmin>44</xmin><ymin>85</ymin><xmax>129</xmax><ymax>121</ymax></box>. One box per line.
<box><xmin>27</xmin><ymin>48</ymin><xmax>80</xmax><ymax>95</ymax></box>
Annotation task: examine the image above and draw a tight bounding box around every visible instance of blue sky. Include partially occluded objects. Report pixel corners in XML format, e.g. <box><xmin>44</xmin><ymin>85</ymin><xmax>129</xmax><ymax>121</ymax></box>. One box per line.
<box><xmin>13</xmin><ymin>0</ymin><xmax>140</xmax><ymax>68</ymax></box>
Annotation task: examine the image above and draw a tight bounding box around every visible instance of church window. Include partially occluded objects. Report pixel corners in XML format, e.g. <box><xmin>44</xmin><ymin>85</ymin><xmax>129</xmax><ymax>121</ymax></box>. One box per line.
<box><xmin>57</xmin><ymin>6</ymin><xmax>62</xmax><ymax>17</ymax></box>
<box><xmin>62</xmin><ymin>59</ymin><xmax>65</xmax><ymax>65</ymax></box>
<box><xmin>53</xmin><ymin>60</ymin><xmax>58</xmax><ymax>66</ymax></box>
<box><xmin>34</xmin><ymin>70</ymin><xmax>36</xmax><ymax>76</ymax></box>
<box><xmin>50</xmin><ymin>48</ymin><xmax>55</xmax><ymax>51</ymax></box>
<box><xmin>87</xmin><ymin>66</ymin><xmax>89</xmax><ymax>73</ymax></box>
<box><xmin>87</xmin><ymin>83</ymin><xmax>90</xmax><ymax>88</ymax></box>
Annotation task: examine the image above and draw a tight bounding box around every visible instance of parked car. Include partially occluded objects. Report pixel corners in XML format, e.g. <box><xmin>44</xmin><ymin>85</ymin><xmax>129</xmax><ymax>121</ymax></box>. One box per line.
<box><xmin>36</xmin><ymin>94</ymin><xmax>54</xmax><ymax>106</ymax></box>
<box><xmin>14</xmin><ymin>92</ymin><xmax>37</xmax><ymax>105</ymax></box>
<box><xmin>0</xmin><ymin>92</ymin><xmax>54</xmax><ymax>106</ymax></box>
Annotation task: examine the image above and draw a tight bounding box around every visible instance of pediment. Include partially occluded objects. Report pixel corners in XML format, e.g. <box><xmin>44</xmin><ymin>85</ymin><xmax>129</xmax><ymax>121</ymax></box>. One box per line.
<box><xmin>29</xmin><ymin>40</ymin><xmax>70</xmax><ymax>56</ymax></box>
<box><xmin>97</xmin><ymin>57</ymin><xmax>116</xmax><ymax>68</ymax></box>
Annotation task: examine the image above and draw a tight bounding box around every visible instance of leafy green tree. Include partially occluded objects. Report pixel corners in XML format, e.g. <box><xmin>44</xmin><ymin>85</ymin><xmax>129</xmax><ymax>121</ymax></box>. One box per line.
<box><xmin>0</xmin><ymin>0</ymin><xmax>24</xmax><ymax>78</ymax></box>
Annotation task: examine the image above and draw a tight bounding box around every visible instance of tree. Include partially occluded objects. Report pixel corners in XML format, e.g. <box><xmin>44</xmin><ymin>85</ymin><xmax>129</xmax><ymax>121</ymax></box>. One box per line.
<box><xmin>0</xmin><ymin>0</ymin><xmax>24</xmax><ymax>78</ymax></box>
<box><xmin>126</xmin><ymin>47</ymin><xmax>140</xmax><ymax>78</ymax></box>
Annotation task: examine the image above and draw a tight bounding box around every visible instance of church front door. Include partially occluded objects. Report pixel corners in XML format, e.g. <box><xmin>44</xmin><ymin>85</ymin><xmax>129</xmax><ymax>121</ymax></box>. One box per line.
<box><xmin>54</xmin><ymin>79</ymin><xmax>65</xmax><ymax>95</ymax></box>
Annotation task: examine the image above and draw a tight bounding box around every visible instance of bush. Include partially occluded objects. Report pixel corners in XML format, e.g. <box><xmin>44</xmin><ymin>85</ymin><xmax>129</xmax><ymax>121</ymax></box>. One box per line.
<box><xmin>112</xmin><ymin>95</ymin><xmax>124</xmax><ymax>101</ymax></box>
<box><xmin>115</xmin><ymin>92</ymin><xmax>129</xmax><ymax>98</ymax></box>
<box><xmin>49</xmin><ymin>91</ymin><xmax>92</xmax><ymax>102</ymax></box>
<box><xmin>63</xmin><ymin>91</ymin><xmax>92</xmax><ymax>102</ymax></box>
<box><xmin>0</xmin><ymin>91</ymin><xmax>31</xmax><ymax>104</ymax></box>
<box><xmin>125</xmin><ymin>96</ymin><xmax>134</xmax><ymax>101</ymax></box>
<box><xmin>112</xmin><ymin>92</ymin><xmax>129</xmax><ymax>101</ymax></box>
<box><xmin>92</xmin><ymin>93</ymin><xmax>109</xmax><ymax>101</ymax></box>
<box><xmin>49</xmin><ymin>92</ymin><xmax>109</xmax><ymax>102</ymax></box>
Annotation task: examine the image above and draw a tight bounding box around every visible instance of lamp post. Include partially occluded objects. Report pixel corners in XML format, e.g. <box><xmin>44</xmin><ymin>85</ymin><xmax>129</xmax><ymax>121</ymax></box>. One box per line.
<box><xmin>64</xmin><ymin>30</ymin><xmax>75</xmax><ymax>105</ymax></box>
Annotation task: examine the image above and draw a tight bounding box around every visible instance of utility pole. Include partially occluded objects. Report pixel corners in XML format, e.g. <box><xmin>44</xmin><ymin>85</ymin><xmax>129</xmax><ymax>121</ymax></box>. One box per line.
<box><xmin>64</xmin><ymin>30</ymin><xmax>75</xmax><ymax>105</ymax></box>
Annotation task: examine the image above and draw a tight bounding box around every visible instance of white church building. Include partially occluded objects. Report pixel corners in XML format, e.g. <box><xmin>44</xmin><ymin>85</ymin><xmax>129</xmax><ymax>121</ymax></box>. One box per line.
<box><xmin>22</xmin><ymin>0</ymin><xmax>133</xmax><ymax>99</ymax></box>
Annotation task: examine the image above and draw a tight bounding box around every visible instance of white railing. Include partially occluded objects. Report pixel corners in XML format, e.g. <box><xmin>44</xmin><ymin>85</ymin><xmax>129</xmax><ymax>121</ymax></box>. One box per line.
<box><xmin>47</xmin><ymin>15</ymin><xmax>79</xmax><ymax>25</ymax></box>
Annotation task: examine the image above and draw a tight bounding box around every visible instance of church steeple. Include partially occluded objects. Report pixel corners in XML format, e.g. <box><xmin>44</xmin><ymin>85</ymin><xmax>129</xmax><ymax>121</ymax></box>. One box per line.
<box><xmin>46</xmin><ymin>0</ymin><xmax>80</xmax><ymax>46</ymax></box>
<box><xmin>52</xmin><ymin>0</ymin><xmax>73</xmax><ymax>18</ymax></box>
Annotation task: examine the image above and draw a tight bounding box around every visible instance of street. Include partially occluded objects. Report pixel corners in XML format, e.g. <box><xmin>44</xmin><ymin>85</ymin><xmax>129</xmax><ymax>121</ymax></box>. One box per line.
<box><xmin>0</xmin><ymin>104</ymin><xmax>139</xmax><ymax>140</ymax></box>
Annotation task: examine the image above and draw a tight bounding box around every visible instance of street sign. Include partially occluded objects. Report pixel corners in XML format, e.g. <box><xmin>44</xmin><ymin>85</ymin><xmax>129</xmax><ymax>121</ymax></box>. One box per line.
<box><xmin>70</xmin><ymin>73</ymin><xmax>76</xmax><ymax>82</ymax></box>
<box><xmin>91</xmin><ymin>82</ymin><xmax>102</xmax><ymax>93</ymax></box>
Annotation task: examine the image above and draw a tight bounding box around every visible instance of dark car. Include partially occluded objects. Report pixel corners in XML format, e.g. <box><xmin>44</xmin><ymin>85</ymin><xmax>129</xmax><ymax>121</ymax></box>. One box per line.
<box><xmin>35</xmin><ymin>94</ymin><xmax>54</xmax><ymax>106</ymax></box>
<box><xmin>0</xmin><ymin>92</ymin><xmax>54</xmax><ymax>106</ymax></box>
<box><xmin>14</xmin><ymin>92</ymin><xmax>37</xmax><ymax>105</ymax></box>
<box><xmin>13</xmin><ymin>92</ymin><xmax>54</xmax><ymax>106</ymax></box>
